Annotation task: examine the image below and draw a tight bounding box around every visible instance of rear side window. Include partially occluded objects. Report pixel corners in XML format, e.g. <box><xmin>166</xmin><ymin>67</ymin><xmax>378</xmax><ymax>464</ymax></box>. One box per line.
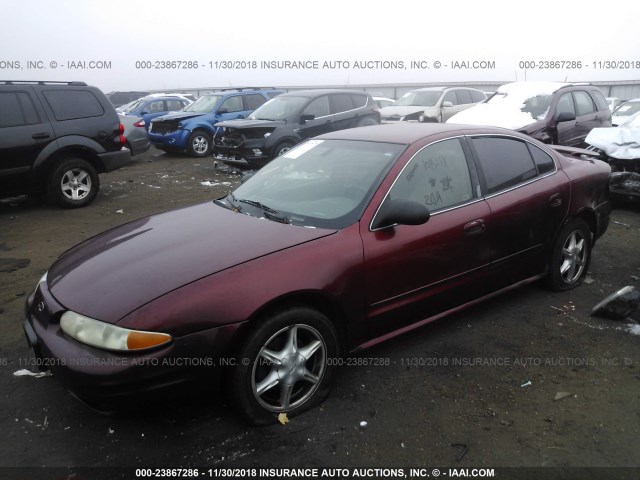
<box><xmin>472</xmin><ymin>137</ymin><xmax>538</xmax><ymax>194</ymax></box>
<box><xmin>456</xmin><ymin>90</ymin><xmax>473</xmax><ymax>104</ymax></box>
<box><xmin>574</xmin><ymin>91</ymin><xmax>596</xmax><ymax>116</ymax></box>
<box><xmin>470</xmin><ymin>90</ymin><xmax>486</xmax><ymax>103</ymax></box>
<box><xmin>165</xmin><ymin>99</ymin><xmax>185</xmax><ymax>111</ymax></box>
<box><xmin>244</xmin><ymin>94</ymin><xmax>267</xmax><ymax>110</ymax></box>
<box><xmin>590</xmin><ymin>89</ymin><xmax>608</xmax><ymax>112</ymax></box>
<box><xmin>43</xmin><ymin>90</ymin><xmax>104</xmax><ymax>120</ymax></box>
<box><xmin>0</xmin><ymin>92</ymin><xmax>40</xmax><ymax>127</ymax></box>
<box><xmin>527</xmin><ymin>143</ymin><xmax>555</xmax><ymax>175</ymax></box>
<box><xmin>330</xmin><ymin>94</ymin><xmax>354</xmax><ymax>114</ymax></box>
<box><xmin>351</xmin><ymin>94</ymin><xmax>367</xmax><ymax>108</ymax></box>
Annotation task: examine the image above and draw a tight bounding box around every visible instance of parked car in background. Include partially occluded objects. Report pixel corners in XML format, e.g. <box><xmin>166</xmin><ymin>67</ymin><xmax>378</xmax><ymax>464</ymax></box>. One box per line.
<box><xmin>148</xmin><ymin>88</ymin><xmax>284</xmax><ymax>157</ymax></box>
<box><xmin>213</xmin><ymin>89</ymin><xmax>381</xmax><ymax>168</ymax></box>
<box><xmin>380</xmin><ymin>86</ymin><xmax>486</xmax><ymax>123</ymax></box>
<box><xmin>448</xmin><ymin>82</ymin><xmax>611</xmax><ymax>147</ymax></box>
<box><xmin>117</xmin><ymin>94</ymin><xmax>192</xmax><ymax>131</ymax></box>
<box><xmin>606</xmin><ymin>97</ymin><xmax>623</xmax><ymax>111</ymax></box>
<box><xmin>106</xmin><ymin>91</ymin><xmax>150</xmax><ymax>108</ymax></box>
<box><xmin>119</xmin><ymin>114</ymin><xmax>150</xmax><ymax>156</ymax></box>
<box><xmin>25</xmin><ymin>123</ymin><xmax>610</xmax><ymax>423</ymax></box>
<box><xmin>0</xmin><ymin>80</ymin><xmax>131</xmax><ymax>208</ymax></box>
<box><xmin>611</xmin><ymin>99</ymin><xmax>640</xmax><ymax>126</ymax></box>
<box><xmin>373</xmin><ymin>96</ymin><xmax>395</xmax><ymax>108</ymax></box>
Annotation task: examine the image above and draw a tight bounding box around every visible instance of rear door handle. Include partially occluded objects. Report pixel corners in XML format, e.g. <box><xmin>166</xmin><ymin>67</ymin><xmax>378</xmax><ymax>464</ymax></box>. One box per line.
<box><xmin>549</xmin><ymin>193</ymin><xmax>563</xmax><ymax>207</ymax></box>
<box><xmin>32</xmin><ymin>132</ymin><xmax>50</xmax><ymax>140</ymax></box>
<box><xmin>464</xmin><ymin>219</ymin><xmax>486</xmax><ymax>236</ymax></box>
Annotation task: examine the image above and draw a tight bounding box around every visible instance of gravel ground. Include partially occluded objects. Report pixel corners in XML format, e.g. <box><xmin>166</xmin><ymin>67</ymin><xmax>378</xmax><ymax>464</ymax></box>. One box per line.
<box><xmin>0</xmin><ymin>147</ymin><xmax>639</xmax><ymax>479</ymax></box>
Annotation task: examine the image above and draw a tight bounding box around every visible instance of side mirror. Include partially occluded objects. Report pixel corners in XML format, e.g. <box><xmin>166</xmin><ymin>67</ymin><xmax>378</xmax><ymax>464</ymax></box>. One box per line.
<box><xmin>556</xmin><ymin>111</ymin><xmax>576</xmax><ymax>123</ymax></box>
<box><xmin>442</xmin><ymin>101</ymin><xmax>454</xmax><ymax>108</ymax></box>
<box><xmin>372</xmin><ymin>199</ymin><xmax>431</xmax><ymax>230</ymax></box>
<box><xmin>300</xmin><ymin>114</ymin><xmax>315</xmax><ymax>124</ymax></box>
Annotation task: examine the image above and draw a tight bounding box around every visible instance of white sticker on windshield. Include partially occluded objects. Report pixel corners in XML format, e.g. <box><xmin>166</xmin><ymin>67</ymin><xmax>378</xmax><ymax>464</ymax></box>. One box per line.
<box><xmin>283</xmin><ymin>140</ymin><xmax>324</xmax><ymax>159</ymax></box>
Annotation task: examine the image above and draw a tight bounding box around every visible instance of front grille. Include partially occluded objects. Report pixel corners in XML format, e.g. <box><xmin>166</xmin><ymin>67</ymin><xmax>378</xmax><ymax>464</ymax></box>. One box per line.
<box><xmin>150</xmin><ymin>121</ymin><xmax>179</xmax><ymax>134</ymax></box>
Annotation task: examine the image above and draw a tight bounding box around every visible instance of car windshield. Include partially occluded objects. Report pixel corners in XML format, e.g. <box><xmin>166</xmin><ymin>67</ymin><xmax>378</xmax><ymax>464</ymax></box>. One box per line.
<box><xmin>486</xmin><ymin>88</ymin><xmax>554</xmax><ymax>121</ymax></box>
<box><xmin>248</xmin><ymin>96</ymin><xmax>309</xmax><ymax>121</ymax></box>
<box><xmin>228</xmin><ymin>139</ymin><xmax>405</xmax><ymax>229</ymax></box>
<box><xmin>184</xmin><ymin>95</ymin><xmax>222</xmax><ymax>113</ymax></box>
<box><xmin>395</xmin><ymin>91</ymin><xmax>442</xmax><ymax>107</ymax></box>
<box><xmin>613</xmin><ymin>102</ymin><xmax>640</xmax><ymax>117</ymax></box>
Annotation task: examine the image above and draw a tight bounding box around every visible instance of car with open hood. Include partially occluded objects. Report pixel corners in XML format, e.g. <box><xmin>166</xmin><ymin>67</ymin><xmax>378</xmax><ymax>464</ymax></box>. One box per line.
<box><xmin>447</xmin><ymin>82</ymin><xmax>611</xmax><ymax>147</ymax></box>
<box><xmin>24</xmin><ymin>123</ymin><xmax>610</xmax><ymax>424</ymax></box>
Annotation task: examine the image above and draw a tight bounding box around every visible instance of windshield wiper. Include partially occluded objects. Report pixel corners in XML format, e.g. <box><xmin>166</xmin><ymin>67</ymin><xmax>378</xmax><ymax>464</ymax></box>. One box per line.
<box><xmin>237</xmin><ymin>198</ymin><xmax>289</xmax><ymax>224</ymax></box>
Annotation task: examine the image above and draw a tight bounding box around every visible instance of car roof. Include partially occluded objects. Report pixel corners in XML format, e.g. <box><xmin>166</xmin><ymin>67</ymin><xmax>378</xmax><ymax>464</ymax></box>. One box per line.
<box><xmin>316</xmin><ymin>123</ymin><xmax>521</xmax><ymax>144</ymax></box>
<box><xmin>280</xmin><ymin>89</ymin><xmax>371</xmax><ymax>98</ymax></box>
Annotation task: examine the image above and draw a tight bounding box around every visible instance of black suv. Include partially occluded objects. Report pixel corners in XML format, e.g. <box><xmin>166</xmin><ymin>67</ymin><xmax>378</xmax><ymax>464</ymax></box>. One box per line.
<box><xmin>213</xmin><ymin>89</ymin><xmax>381</xmax><ymax>168</ymax></box>
<box><xmin>0</xmin><ymin>81</ymin><xmax>131</xmax><ymax>208</ymax></box>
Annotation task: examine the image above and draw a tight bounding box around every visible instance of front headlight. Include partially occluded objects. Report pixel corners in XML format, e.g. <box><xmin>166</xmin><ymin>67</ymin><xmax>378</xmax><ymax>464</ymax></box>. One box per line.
<box><xmin>60</xmin><ymin>311</ymin><xmax>172</xmax><ymax>352</ymax></box>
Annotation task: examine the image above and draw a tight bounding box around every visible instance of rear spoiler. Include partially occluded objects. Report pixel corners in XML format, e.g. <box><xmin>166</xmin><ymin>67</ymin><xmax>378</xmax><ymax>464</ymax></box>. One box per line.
<box><xmin>550</xmin><ymin>145</ymin><xmax>601</xmax><ymax>158</ymax></box>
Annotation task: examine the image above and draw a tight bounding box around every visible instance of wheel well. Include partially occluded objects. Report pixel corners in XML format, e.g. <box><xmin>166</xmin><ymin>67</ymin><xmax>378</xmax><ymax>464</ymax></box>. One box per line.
<box><xmin>232</xmin><ymin>292</ymin><xmax>349</xmax><ymax>356</ymax></box>
<box><xmin>40</xmin><ymin>148</ymin><xmax>103</xmax><ymax>188</ymax></box>
<box><xmin>574</xmin><ymin>209</ymin><xmax>598</xmax><ymax>243</ymax></box>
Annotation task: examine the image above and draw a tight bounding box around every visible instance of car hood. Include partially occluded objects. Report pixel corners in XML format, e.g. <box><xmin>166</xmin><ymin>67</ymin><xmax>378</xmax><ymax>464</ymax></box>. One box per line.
<box><xmin>47</xmin><ymin>202</ymin><xmax>336</xmax><ymax>323</ymax></box>
<box><xmin>380</xmin><ymin>106</ymin><xmax>438</xmax><ymax>118</ymax></box>
<box><xmin>216</xmin><ymin>119</ymin><xmax>287</xmax><ymax>129</ymax></box>
<box><xmin>152</xmin><ymin>111</ymin><xmax>204</xmax><ymax>123</ymax></box>
<box><xmin>446</xmin><ymin>103</ymin><xmax>539</xmax><ymax>130</ymax></box>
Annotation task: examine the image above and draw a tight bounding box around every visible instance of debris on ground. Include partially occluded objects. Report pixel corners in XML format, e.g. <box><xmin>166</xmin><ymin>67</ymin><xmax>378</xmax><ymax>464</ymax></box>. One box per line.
<box><xmin>584</xmin><ymin>275</ymin><xmax>595</xmax><ymax>285</ymax></box>
<box><xmin>359</xmin><ymin>421</ymin><xmax>368</xmax><ymax>428</ymax></box>
<box><xmin>451</xmin><ymin>443</ymin><xmax>469</xmax><ymax>462</ymax></box>
<box><xmin>554</xmin><ymin>392</ymin><xmax>572</xmax><ymax>401</ymax></box>
<box><xmin>521</xmin><ymin>381</ymin><xmax>532</xmax><ymax>388</ymax></box>
<box><xmin>0</xmin><ymin>258</ymin><xmax>31</xmax><ymax>273</ymax></box>
<box><xmin>591</xmin><ymin>286</ymin><xmax>640</xmax><ymax>320</ymax></box>
<box><xmin>278</xmin><ymin>413</ymin><xmax>289</xmax><ymax>425</ymax></box>
<box><xmin>550</xmin><ymin>302</ymin><xmax>576</xmax><ymax>315</ymax></box>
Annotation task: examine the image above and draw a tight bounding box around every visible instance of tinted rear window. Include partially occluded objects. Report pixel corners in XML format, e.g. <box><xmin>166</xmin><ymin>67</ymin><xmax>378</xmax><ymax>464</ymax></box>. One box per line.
<box><xmin>351</xmin><ymin>94</ymin><xmax>368</xmax><ymax>108</ymax></box>
<box><xmin>330</xmin><ymin>94</ymin><xmax>354</xmax><ymax>113</ymax></box>
<box><xmin>472</xmin><ymin>136</ymin><xmax>538</xmax><ymax>194</ymax></box>
<box><xmin>43</xmin><ymin>90</ymin><xmax>105</xmax><ymax>120</ymax></box>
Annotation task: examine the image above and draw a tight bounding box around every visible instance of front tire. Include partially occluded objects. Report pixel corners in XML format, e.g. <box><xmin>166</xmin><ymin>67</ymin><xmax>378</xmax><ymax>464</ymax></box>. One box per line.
<box><xmin>230</xmin><ymin>307</ymin><xmax>340</xmax><ymax>425</ymax></box>
<box><xmin>547</xmin><ymin>219</ymin><xmax>592</xmax><ymax>291</ymax></box>
<box><xmin>272</xmin><ymin>141</ymin><xmax>295</xmax><ymax>160</ymax></box>
<box><xmin>187</xmin><ymin>131</ymin><xmax>212</xmax><ymax>157</ymax></box>
<box><xmin>47</xmin><ymin>158</ymin><xmax>99</xmax><ymax>208</ymax></box>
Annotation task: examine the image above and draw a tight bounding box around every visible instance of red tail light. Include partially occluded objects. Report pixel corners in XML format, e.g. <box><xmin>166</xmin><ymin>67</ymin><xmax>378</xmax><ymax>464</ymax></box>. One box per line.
<box><xmin>133</xmin><ymin>119</ymin><xmax>146</xmax><ymax>128</ymax></box>
<box><xmin>119</xmin><ymin>123</ymin><xmax>126</xmax><ymax>146</ymax></box>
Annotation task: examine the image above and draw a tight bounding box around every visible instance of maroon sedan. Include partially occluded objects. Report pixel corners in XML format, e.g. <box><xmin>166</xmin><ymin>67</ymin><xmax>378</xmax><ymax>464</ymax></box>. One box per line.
<box><xmin>24</xmin><ymin>124</ymin><xmax>610</xmax><ymax>424</ymax></box>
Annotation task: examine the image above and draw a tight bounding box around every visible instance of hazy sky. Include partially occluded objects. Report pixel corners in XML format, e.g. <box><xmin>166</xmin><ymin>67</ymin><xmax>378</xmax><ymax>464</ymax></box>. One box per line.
<box><xmin>2</xmin><ymin>0</ymin><xmax>639</xmax><ymax>92</ymax></box>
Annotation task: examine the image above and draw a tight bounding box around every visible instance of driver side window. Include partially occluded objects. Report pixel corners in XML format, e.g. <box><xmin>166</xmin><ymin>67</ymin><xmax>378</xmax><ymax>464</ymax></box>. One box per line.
<box><xmin>387</xmin><ymin>138</ymin><xmax>474</xmax><ymax>212</ymax></box>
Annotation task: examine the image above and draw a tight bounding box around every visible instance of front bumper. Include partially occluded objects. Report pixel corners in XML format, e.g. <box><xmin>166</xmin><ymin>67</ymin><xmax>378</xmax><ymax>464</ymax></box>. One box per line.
<box><xmin>23</xmin><ymin>281</ymin><xmax>243</xmax><ymax>410</ymax></box>
<box><xmin>148</xmin><ymin>128</ymin><xmax>190</xmax><ymax>151</ymax></box>
<box><xmin>213</xmin><ymin>139</ymin><xmax>270</xmax><ymax>168</ymax></box>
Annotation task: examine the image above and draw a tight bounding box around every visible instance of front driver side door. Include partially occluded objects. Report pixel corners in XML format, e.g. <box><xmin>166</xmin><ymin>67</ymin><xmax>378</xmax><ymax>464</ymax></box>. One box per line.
<box><xmin>361</xmin><ymin>137</ymin><xmax>492</xmax><ymax>339</ymax></box>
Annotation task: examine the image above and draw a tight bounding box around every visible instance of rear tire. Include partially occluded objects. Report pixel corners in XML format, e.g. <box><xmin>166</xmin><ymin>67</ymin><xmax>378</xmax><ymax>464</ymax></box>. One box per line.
<box><xmin>47</xmin><ymin>158</ymin><xmax>99</xmax><ymax>208</ymax></box>
<box><xmin>547</xmin><ymin>219</ymin><xmax>592</xmax><ymax>291</ymax></box>
<box><xmin>230</xmin><ymin>307</ymin><xmax>340</xmax><ymax>425</ymax></box>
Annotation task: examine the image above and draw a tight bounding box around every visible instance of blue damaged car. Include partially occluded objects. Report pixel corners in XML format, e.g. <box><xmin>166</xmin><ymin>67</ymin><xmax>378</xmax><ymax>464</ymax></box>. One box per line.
<box><xmin>148</xmin><ymin>88</ymin><xmax>284</xmax><ymax>157</ymax></box>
